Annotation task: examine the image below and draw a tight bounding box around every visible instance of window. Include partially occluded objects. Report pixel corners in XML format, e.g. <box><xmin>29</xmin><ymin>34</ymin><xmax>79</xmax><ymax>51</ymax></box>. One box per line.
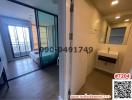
<box><xmin>8</xmin><ymin>25</ymin><xmax>31</xmax><ymax>57</ymax></box>
<box><xmin>40</xmin><ymin>26</ymin><xmax>48</xmax><ymax>47</ymax></box>
<box><xmin>109</xmin><ymin>27</ymin><xmax>126</xmax><ymax>44</ymax></box>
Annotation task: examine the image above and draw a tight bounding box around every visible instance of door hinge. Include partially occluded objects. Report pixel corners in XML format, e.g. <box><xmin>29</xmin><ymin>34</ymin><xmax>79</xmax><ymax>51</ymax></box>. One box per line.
<box><xmin>69</xmin><ymin>33</ymin><xmax>73</xmax><ymax>40</ymax></box>
<box><xmin>70</xmin><ymin>1</ymin><xmax>74</xmax><ymax>13</ymax></box>
<box><xmin>68</xmin><ymin>89</ymin><xmax>71</xmax><ymax>100</ymax></box>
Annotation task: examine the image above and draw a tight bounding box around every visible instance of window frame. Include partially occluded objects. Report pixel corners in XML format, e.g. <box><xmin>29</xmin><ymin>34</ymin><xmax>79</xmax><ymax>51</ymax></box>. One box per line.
<box><xmin>106</xmin><ymin>23</ymin><xmax>131</xmax><ymax>45</ymax></box>
<box><xmin>109</xmin><ymin>27</ymin><xmax>126</xmax><ymax>44</ymax></box>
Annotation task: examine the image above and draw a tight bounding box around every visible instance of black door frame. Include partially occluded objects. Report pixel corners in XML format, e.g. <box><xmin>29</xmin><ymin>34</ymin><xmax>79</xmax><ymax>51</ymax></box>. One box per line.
<box><xmin>34</xmin><ymin>10</ymin><xmax>42</xmax><ymax>65</ymax></box>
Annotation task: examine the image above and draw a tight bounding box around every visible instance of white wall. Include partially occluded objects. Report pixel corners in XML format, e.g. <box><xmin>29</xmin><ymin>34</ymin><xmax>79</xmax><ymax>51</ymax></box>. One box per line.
<box><xmin>0</xmin><ymin>31</ymin><xmax>8</xmax><ymax>70</ymax></box>
<box><xmin>71</xmin><ymin>0</ymin><xmax>103</xmax><ymax>94</ymax></box>
<box><xmin>121</xmin><ymin>23</ymin><xmax>132</xmax><ymax>73</ymax></box>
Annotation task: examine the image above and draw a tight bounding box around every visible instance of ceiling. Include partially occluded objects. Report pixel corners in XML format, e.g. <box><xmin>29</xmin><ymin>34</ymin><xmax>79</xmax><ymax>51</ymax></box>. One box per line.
<box><xmin>0</xmin><ymin>0</ymin><xmax>58</xmax><ymax>25</ymax></box>
<box><xmin>90</xmin><ymin>0</ymin><xmax>132</xmax><ymax>23</ymax></box>
<box><xmin>0</xmin><ymin>0</ymin><xmax>35</xmax><ymax>23</ymax></box>
<box><xmin>15</xmin><ymin>0</ymin><xmax>58</xmax><ymax>14</ymax></box>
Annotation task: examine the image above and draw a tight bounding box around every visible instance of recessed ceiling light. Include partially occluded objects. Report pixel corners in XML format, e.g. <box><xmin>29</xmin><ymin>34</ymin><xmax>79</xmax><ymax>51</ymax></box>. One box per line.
<box><xmin>115</xmin><ymin>16</ymin><xmax>120</xmax><ymax>19</ymax></box>
<box><xmin>124</xmin><ymin>19</ymin><xmax>130</xmax><ymax>22</ymax></box>
<box><xmin>111</xmin><ymin>0</ymin><xmax>119</xmax><ymax>6</ymax></box>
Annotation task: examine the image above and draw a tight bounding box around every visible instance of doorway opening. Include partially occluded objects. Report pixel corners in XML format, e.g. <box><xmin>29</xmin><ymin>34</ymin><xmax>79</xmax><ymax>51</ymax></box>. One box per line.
<box><xmin>0</xmin><ymin>2</ymin><xmax>59</xmax><ymax>100</ymax></box>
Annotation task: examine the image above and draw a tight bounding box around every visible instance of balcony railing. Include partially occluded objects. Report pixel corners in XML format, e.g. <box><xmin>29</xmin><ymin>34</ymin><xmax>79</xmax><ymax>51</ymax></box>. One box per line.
<box><xmin>11</xmin><ymin>42</ymin><xmax>31</xmax><ymax>57</ymax></box>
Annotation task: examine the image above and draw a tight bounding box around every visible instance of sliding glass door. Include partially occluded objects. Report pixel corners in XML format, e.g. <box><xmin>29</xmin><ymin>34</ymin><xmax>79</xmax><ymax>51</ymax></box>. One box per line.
<box><xmin>8</xmin><ymin>25</ymin><xmax>31</xmax><ymax>58</ymax></box>
<box><xmin>36</xmin><ymin>10</ymin><xmax>58</xmax><ymax>65</ymax></box>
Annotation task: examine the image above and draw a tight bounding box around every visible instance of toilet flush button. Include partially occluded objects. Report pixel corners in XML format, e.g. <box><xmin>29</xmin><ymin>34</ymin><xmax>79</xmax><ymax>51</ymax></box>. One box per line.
<box><xmin>114</xmin><ymin>73</ymin><xmax>131</xmax><ymax>79</ymax></box>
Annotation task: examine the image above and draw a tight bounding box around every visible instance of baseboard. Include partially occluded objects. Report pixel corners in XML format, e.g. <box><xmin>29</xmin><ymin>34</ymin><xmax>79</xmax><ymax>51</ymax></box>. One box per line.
<box><xmin>58</xmin><ymin>96</ymin><xmax>63</xmax><ymax>100</ymax></box>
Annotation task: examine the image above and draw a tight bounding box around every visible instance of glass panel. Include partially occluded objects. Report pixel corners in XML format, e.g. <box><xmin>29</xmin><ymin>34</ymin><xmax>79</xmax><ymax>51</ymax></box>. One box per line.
<box><xmin>8</xmin><ymin>25</ymin><xmax>31</xmax><ymax>58</ymax></box>
<box><xmin>8</xmin><ymin>26</ymin><xmax>20</xmax><ymax>57</ymax></box>
<box><xmin>40</xmin><ymin>26</ymin><xmax>48</xmax><ymax>47</ymax></box>
<box><xmin>32</xmin><ymin>25</ymin><xmax>38</xmax><ymax>49</ymax></box>
<box><xmin>23</xmin><ymin>27</ymin><xmax>31</xmax><ymax>52</ymax></box>
<box><xmin>38</xmin><ymin>11</ymin><xmax>58</xmax><ymax>65</ymax></box>
<box><xmin>16</xmin><ymin>26</ymin><xmax>26</xmax><ymax>55</ymax></box>
<box><xmin>38</xmin><ymin>12</ymin><xmax>55</xmax><ymax>48</ymax></box>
